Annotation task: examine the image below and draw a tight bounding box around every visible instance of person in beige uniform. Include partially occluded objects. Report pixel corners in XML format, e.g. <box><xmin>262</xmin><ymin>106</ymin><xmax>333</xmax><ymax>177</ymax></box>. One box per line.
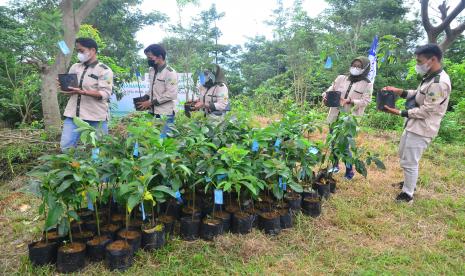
<box><xmin>138</xmin><ymin>44</ymin><xmax>178</xmax><ymax>137</ymax></box>
<box><xmin>322</xmin><ymin>56</ymin><xmax>373</xmax><ymax>180</ymax></box>
<box><xmin>59</xmin><ymin>37</ymin><xmax>113</xmax><ymax>151</ymax></box>
<box><xmin>193</xmin><ymin>65</ymin><xmax>230</xmax><ymax>120</ymax></box>
<box><xmin>383</xmin><ymin>44</ymin><xmax>451</xmax><ymax>203</ymax></box>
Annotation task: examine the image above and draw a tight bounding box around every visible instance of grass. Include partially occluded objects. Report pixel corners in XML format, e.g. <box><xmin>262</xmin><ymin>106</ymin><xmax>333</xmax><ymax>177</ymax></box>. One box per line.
<box><xmin>0</xmin><ymin>127</ymin><xmax>464</xmax><ymax>275</ymax></box>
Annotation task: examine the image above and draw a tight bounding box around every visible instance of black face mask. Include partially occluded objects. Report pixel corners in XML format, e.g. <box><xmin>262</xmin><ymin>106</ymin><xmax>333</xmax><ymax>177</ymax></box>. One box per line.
<box><xmin>147</xmin><ymin>60</ymin><xmax>155</xmax><ymax>68</ymax></box>
<box><xmin>203</xmin><ymin>79</ymin><xmax>214</xmax><ymax>89</ymax></box>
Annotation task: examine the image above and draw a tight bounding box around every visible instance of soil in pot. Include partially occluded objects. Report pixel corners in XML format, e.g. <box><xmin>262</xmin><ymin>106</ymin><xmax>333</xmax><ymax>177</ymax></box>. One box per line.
<box><xmin>316</xmin><ymin>181</ymin><xmax>331</xmax><ymax>199</ymax></box>
<box><xmin>279</xmin><ymin>208</ymin><xmax>293</xmax><ymax>229</ymax></box>
<box><xmin>86</xmin><ymin>235</ymin><xmax>112</xmax><ymax>262</ymax></box>
<box><xmin>117</xmin><ymin>230</ymin><xmax>141</xmax><ymax>254</ymax></box>
<box><xmin>325</xmin><ymin>90</ymin><xmax>341</xmax><ymax>107</ymax></box>
<box><xmin>28</xmin><ymin>240</ymin><xmax>58</xmax><ymax>266</ymax></box>
<box><xmin>101</xmin><ymin>224</ymin><xmax>121</xmax><ymax>240</ymax></box>
<box><xmin>77</xmin><ymin>209</ymin><xmax>94</xmax><ymax>222</ymax></box>
<box><xmin>141</xmin><ymin>224</ymin><xmax>165</xmax><ymax>251</ymax></box>
<box><xmin>225</xmin><ymin>204</ymin><xmax>240</xmax><ymax>215</ymax></box>
<box><xmin>259</xmin><ymin>211</ymin><xmax>281</xmax><ymax>235</ymax></box>
<box><xmin>302</xmin><ymin>197</ymin><xmax>322</xmax><ymax>217</ymax></box>
<box><xmin>231</xmin><ymin>212</ymin><xmax>253</xmax><ymax>234</ymax></box>
<box><xmin>111</xmin><ymin>214</ymin><xmax>125</xmax><ymax>225</ymax></box>
<box><xmin>56</xmin><ymin>242</ymin><xmax>86</xmax><ymax>273</ymax></box>
<box><xmin>73</xmin><ymin>230</ymin><xmax>94</xmax><ymax>244</ymax></box>
<box><xmin>105</xmin><ymin>240</ymin><xmax>133</xmax><ymax>271</ymax></box>
<box><xmin>200</xmin><ymin>218</ymin><xmax>223</xmax><ymax>241</ymax></box>
<box><xmin>180</xmin><ymin>216</ymin><xmax>200</xmax><ymax>241</ymax></box>
<box><xmin>58</xmin><ymin>73</ymin><xmax>78</xmax><ymax>91</ymax></box>
<box><xmin>158</xmin><ymin>215</ymin><xmax>175</xmax><ymax>237</ymax></box>
<box><xmin>285</xmin><ymin>193</ymin><xmax>302</xmax><ymax>211</ymax></box>
<box><xmin>213</xmin><ymin>211</ymin><xmax>231</xmax><ymax>233</ymax></box>
<box><xmin>133</xmin><ymin>94</ymin><xmax>149</xmax><ymax>111</ymax></box>
<box><xmin>44</xmin><ymin>230</ymin><xmax>65</xmax><ymax>244</ymax></box>
<box><xmin>181</xmin><ymin>206</ymin><xmax>202</xmax><ymax>220</ymax></box>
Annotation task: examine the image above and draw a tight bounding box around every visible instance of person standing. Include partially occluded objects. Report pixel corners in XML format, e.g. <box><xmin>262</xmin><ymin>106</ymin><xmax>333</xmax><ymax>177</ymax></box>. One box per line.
<box><xmin>193</xmin><ymin>65</ymin><xmax>230</xmax><ymax>121</ymax></box>
<box><xmin>322</xmin><ymin>56</ymin><xmax>373</xmax><ymax>180</ymax></box>
<box><xmin>138</xmin><ymin>44</ymin><xmax>178</xmax><ymax>138</ymax></box>
<box><xmin>60</xmin><ymin>37</ymin><xmax>113</xmax><ymax>151</ymax></box>
<box><xmin>382</xmin><ymin>43</ymin><xmax>451</xmax><ymax>203</ymax></box>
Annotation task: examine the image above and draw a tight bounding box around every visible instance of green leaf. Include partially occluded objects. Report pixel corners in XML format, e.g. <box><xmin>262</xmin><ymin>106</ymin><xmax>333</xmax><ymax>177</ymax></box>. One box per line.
<box><xmin>56</xmin><ymin>179</ymin><xmax>74</xmax><ymax>193</ymax></box>
<box><xmin>127</xmin><ymin>194</ymin><xmax>140</xmax><ymax>213</ymax></box>
<box><xmin>374</xmin><ymin>159</ymin><xmax>386</xmax><ymax>170</ymax></box>
<box><xmin>153</xmin><ymin>185</ymin><xmax>176</xmax><ymax>197</ymax></box>
<box><xmin>45</xmin><ymin>204</ymin><xmax>63</xmax><ymax>228</ymax></box>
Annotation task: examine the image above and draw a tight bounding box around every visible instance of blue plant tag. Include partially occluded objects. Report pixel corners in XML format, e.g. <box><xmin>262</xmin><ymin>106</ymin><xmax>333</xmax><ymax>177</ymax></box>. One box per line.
<box><xmin>278</xmin><ymin>177</ymin><xmax>287</xmax><ymax>191</ymax></box>
<box><xmin>274</xmin><ymin>138</ymin><xmax>282</xmax><ymax>150</ymax></box>
<box><xmin>217</xmin><ymin>174</ymin><xmax>227</xmax><ymax>181</ymax></box>
<box><xmin>133</xmin><ymin>142</ymin><xmax>139</xmax><ymax>157</ymax></box>
<box><xmin>251</xmin><ymin>140</ymin><xmax>259</xmax><ymax>152</ymax></box>
<box><xmin>140</xmin><ymin>204</ymin><xmax>146</xmax><ymax>221</ymax></box>
<box><xmin>160</xmin><ymin>133</ymin><xmax>167</xmax><ymax>139</ymax></box>
<box><xmin>214</xmin><ymin>189</ymin><xmax>223</xmax><ymax>205</ymax></box>
<box><xmin>57</xmin><ymin>40</ymin><xmax>70</xmax><ymax>55</ymax></box>
<box><xmin>205</xmin><ymin>176</ymin><xmax>212</xmax><ymax>183</ymax></box>
<box><xmin>324</xmin><ymin>56</ymin><xmax>333</xmax><ymax>69</ymax></box>
<box><xmin>91</xmin><ymin>148</ymin><xmax>100</xmax><ymax>161</ymax></box>
<box><xmin>86</xmin><ymin>193</ymin><xmax>94</xmax><ymax>211</ymax></box>
<box><xmin>309</xmin><ymin>146</ymin><xmax>319</xmax><ymax>155</ymax></box>
<box><xmin>175</xmin><ymin>190</ymin><xmax>183</xmax><ymax>203</ymax></box>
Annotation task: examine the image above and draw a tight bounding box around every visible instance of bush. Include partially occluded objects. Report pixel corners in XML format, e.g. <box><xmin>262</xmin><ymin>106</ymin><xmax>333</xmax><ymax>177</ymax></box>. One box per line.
<box><xmin>361</xmin><ymin>101</ymin><xmax>404</xmax><ymax>131</ymax></box>
<box><xmin>437</xmin><ymin>98</ymin><xmax>465</xmax><ymax>144</ymax></box>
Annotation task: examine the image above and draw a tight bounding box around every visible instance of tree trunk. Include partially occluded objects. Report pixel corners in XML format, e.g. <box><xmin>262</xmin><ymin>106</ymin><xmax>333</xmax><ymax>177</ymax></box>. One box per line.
<box><xmin>41</xmin><ymin>0</ymin><xmax>101</xmax><ymax>131</ymax></box>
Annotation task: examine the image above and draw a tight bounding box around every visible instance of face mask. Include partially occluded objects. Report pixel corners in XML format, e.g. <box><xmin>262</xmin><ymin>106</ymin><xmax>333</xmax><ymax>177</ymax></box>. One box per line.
<box><xmin>350</xmin><ymin>67</ymin><xmax>364</xmax><ymax>76</ymax></box>
<box><xmin>147</xmin><ymin>59</ymin><xmax>156</xmax><ymax>68</ymax></box>
<box><xmin>415</xmin><ymin>60</ymin><xmax>431</xmax><ymax>76</ymax></box>
<box><xmin>77</xmin><ymin>52</ymin><xmax>91</xmax><ymax>63</ymax></box>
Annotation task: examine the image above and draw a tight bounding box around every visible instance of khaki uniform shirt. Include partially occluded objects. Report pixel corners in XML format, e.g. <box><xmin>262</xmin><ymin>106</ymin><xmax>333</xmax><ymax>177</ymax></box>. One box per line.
<box><xmin>403</xmin><ymin>70</ymin><xmax>451</xmax><ymax>138</ymax></box>
<box><xmin>323</xmin><ymin>75</ymin><xmax>373</xmax><ymax>123</ymax></box>
<box><xmin>145</xmin><ymin>64</ymin><xmax>178</xmax><ymax>115</ymax></box>
<box><xmin>63</xmin><ymin>60</ymin><xmax>113</xmax><ymax>121</ymax></box>
<box><xmin>200</xmin><ymin>83</ymin><xmax>229</xmax><ymax>114</ymax></box>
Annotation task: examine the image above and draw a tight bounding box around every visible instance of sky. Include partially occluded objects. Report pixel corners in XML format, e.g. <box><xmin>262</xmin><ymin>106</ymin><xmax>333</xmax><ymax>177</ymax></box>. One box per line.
<box><xmin>135</xmin><ymin>0</ymin><xmax>328</xmax><ymax>48</ymax></box>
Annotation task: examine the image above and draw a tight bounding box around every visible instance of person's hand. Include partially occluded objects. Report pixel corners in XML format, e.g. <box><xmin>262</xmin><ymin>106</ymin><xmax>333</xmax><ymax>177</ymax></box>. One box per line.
<box><xmin>383</xmin><ymin>105</ymin><xmax>401</xmax><ymax>115</ymax></box>
<box><xmin>340</xmin><ymin>98</ymin><xmax>351</xmax><ymax>106</ymax></box>
<box><xmin>322</xmin><ymin>93</ymin><xmax>327</xmax><ymax>104</ymax></box>
<box><xmin>382</xmin><ymin>86</ymin><xmax>403</xmax><ymax>96</ymax></box>
<box><xmin>137</xmin><ymin>100</ymin><xmax>152</xmax><ymax>110</ymax></box>
<box><xmin>68</xmin><ymin>87</ymin><xmax>85</xmax><ymax>95</ymax></box>
<box><xmin>194</xmin><ymin>101</ymin><xmax>204</xmax><ymax>110</ymax></box>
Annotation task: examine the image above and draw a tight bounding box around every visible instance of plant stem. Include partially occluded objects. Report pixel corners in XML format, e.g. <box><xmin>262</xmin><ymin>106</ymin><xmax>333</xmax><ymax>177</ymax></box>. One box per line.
<box><xmin>68</xmin><ymin>218</ymin><xmax>73</xmax><ymax>243</ymax></box>
<box><xmin>95</xmin><ymin>201</ymin><xmax>101</xmax><ymax>236</ymax></box>
<box><xmin>192</xmin><ymin>187</ymin><xmax>196</xmax><ymax>221</ymax></box>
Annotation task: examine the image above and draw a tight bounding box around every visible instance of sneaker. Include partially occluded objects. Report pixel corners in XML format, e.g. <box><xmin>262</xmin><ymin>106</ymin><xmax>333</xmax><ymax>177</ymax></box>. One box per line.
<box><xmin>344</xmin><ymin>169</ymin><xmax>354</xmax><ymax>180</ymax></box>
<box><xmin>328</xmin><ymin>166</ymin><xmax>340</xmax><ymax>174</ymax></box>
<box><xmin>396</xmin><ymin>192</ymin><xmax>413</xmax><ymax>203</ymax></box>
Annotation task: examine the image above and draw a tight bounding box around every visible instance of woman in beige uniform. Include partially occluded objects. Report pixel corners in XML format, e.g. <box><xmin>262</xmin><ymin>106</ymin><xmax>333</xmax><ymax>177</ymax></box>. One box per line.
<box><xmin>194</xmin><ymin>65</ymin><xmax>230</xmax><ymax>120</ymax></box>
<box><xmin>322</xmin><ymin>56</ymin><xmax>373</xmax><ymax>180</ymax></box>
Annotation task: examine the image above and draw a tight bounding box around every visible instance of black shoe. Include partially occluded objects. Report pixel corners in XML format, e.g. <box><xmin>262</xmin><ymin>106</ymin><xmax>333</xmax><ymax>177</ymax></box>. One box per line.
<box><xmin>396</xmin><ymin>192</ymin><xmax>413</xmax><ymax>203</ymax></box>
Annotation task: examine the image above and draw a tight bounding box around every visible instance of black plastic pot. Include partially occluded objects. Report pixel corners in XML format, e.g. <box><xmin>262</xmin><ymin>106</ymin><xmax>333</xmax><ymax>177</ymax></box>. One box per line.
<box><xmin>279</xmin><ymin>208</ymin><xmax>293</xmax><ymax>229</ymax></box>
<box><xmin>105</xmin><ymin>240</ymin><xmax>133</xmax><ymax>271</ymax></box>
<box><xmin>259</xmin><ymin>211</ymin><xmax>281</xmax><ymax>235</ymax></box>
<box><xmin>302</xmin><ymin>197</ymin><xmax>322</xmax><ymax>217</ymax></box>
<box><xmin>247</xmin><ymin>209</ymin><xmax>260</xmax><ymax>229</ymax></box>
<box><xmin>56</xmin><ymin>242</ymin><xmax>86</xmax><ymax>273</ymax></box>
<box><xmin>377</xmin><ymin>90</ymin><xmax>398</xmax><ymax>111</ymax></box>
<box><xmin>28</xmin><ymin>241</ymin><xmax>58</xmax><ymax>266</ymax></box>
<box><xmin>84</xmin><ymin>220</ymin><xmax>98</xmax><ymax>233</ymax></box>
<box><xmin>158</xmin><ymin>215</ymin><xmax>175</xmax><ymax>237</ymax></box>
<box><xmin>77</xmin><ymin>209</ymin><xmax>94</xmax><ymax>222</ymax></box>
<box><xmin>44</xmin><ymin>231</ymin><xmax>65</xmax><ymax>245</ymax></box>
<box><xmin>285</xmin><ymin>193</ymin><xmax>302</xmax><ymax>211</ymax></box>
<box><xmin>73</xmin><ymin>230</ymin><xmax>94</xmax><ymax>244</ymax></box>
<box><xmin>117</xmin><ymin>230</ymin><xmax>141</xmax><ymax>254</ymax></box>
<box><xmin>316</xmin><ymin>182</ymin><xmax>331</xmax><ymax>200</ymax></box>
<box><xmin>325</xmin><ymin>91</ymin><xmax>341</xmax><ymax>107</ymax></box>
<box><xmin>100</xmin><ymin>224</ymin><xmax>121</xmax><ymax>240</ymax></box>
<box><xmin>214</xmin><ymin>211</ymin><xmax>231</xmax><ymax>233</ymax></box>
<box><xmin>162</xmin><ymin>200</ymin><xmax>183</xmax><ymax>219</ymax></box>
<box><xmin>71</xmin><ymin>221</ymin><xmax>85</xmax><ymax>234</ymax></box>
<box><xmin>180</xmin><ymin>217</ymin><xmax>200</xmax><ymax>241</ymax></box>
<box><xmin>133</xmin><ymin>95</ymin><xmax>149</xmax><ymax>111</ymax></box>
<box><xmin>181</xmin><ymin>206</ymin><xmax>202</xmax><ymax>220</ymax></box>
<box><xmin>231</xmin><ymin>212</ymin><xmax>253</xmax><ymax>234</ymax></box>
<box><xmin>200</xmin><ymin>218</ymin><xmax>223</xmax><ymax>241</ymax></box>
<box><xmin>58</xmin><ymin>73</ymin><xmax>78</xmax><ymax>91</ymax></box>
<box><xmin>86</xmin><ymin>235</ymin><xmax>112</xmax><ymax>262</ymax></box>
<box><xmin>111</xmin><ymin>214</ymin><xmax>125</xmax><ymax>225</ymax></box>
<box><xmin>225</xmin><ymin>204</ymin><xmax>240</xmax><ymax>215</ymax></box>
<box><xmin>141</xmin><ymin>224</ymin><xmax>165</xmax><ymax>251</ymax></box>
<box><xmin>329</xmin><ymin>178</ymin><xmax>337</xmax><ymax>194</ymax></box>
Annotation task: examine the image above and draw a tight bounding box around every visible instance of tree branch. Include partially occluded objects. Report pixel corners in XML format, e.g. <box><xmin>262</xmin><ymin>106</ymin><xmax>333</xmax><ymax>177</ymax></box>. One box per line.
<box><xmin>76</xmin><ymin>0</ymin><xmax>101</xmax><ymax>24</ymax></box>
<box><xmin>434</xmin><ymin>0</ymin><xmax>465</xmax><ymax>34</ymax></box>
<box><xmin>421</xmin><ymin>0</ymin><xmax>434</xmax><ymax>36</ymax></box>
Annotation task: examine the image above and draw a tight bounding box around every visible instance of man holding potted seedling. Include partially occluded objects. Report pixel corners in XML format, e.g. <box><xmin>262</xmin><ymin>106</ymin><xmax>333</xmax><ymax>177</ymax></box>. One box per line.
<box><xmin>59</xmin><ymin>37</ymin><xmax>113</xmax><ymax>151</ymax></box>
<box><xmin>138</xmin><ymin>44</ymin><xmax>178</xmax><ymax>137</ymax></box>
<box><xmin>382</xmin><ymin>43</ymin><xmax>451</xmax><ymax>203</ymax></box>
